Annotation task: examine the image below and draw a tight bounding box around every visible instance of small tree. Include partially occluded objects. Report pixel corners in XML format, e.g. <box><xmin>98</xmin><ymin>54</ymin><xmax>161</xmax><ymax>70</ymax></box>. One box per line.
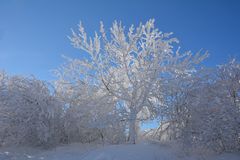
<box><xmin>58</xmin><ymin>19</ymin><xmax>207</xmax><ymax>143</ymax></box>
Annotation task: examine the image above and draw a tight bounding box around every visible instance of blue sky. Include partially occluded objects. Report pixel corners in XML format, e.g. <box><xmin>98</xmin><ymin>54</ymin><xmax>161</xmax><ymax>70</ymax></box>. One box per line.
<box><xmin>0</xmin><ymin>0</ymin><xmax>240</xmax><ymax>81</ymax></box>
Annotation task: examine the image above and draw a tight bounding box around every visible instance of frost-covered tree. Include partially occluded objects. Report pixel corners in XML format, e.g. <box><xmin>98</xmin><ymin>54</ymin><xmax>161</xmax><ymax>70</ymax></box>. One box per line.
<box><xmin>57</xmin><ymin>19</ymin><xmax>207</xmax><ymax>144</ymax></box>
<box><xmin>0</xmin><ymin>74</ymin><xmax>63</xmax><ymax>147</ymax></box>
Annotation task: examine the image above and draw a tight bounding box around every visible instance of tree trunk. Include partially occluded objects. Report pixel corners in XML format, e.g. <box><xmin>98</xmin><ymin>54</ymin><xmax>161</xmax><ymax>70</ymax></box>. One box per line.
<box><xmin>129</xmin><ymin>111</ymin><xmax>137</xmax><ymax>144</ymax></box>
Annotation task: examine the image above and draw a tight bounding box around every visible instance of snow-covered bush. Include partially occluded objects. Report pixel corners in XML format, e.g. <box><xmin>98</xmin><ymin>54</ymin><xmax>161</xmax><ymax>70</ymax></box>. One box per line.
<box><xmin>55</xmin><ymin>77</ymin><xmax>127</xmax><ymax>144</ymax></box>
<box><xmin>156</xmin><ymin>59</ymin><xmax>240</xmax><ymax>152</ymax></box>
<box><xmin>0</xmin><ymin>74</ymin><xmax>63</xmax><ymax>147</ymax></box>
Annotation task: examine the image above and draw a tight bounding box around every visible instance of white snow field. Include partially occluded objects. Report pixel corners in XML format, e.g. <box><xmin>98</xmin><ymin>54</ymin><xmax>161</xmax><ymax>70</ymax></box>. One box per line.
<box><xmin>0</xmin><ymin>142</ymin><xmax>239</xmax><ymax>160</ymax></box>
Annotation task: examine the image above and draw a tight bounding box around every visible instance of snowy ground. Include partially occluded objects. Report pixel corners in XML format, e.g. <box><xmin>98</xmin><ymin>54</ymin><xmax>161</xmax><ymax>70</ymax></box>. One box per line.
<box><xmin>0</xmin><ymin>141</ymin><xmax>239</xmax><ymax>160</ymax></box>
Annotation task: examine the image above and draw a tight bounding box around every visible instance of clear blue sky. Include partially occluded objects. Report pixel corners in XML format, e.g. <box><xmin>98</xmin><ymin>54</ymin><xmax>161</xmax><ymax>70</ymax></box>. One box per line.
<box><xmin>0</xmin><ymin>0</ymin><xmax>240</xmax><ymax>81</ymax></box>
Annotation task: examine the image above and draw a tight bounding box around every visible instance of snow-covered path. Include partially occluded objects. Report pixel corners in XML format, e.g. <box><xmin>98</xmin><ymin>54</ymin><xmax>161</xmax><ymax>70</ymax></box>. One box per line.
<box><xmin>0</xmin><ymin>142</ymin><xmax>179</xmax><ymax>160</ymax></box>
<box><xmin>0</xmin><ymin>142</ymin><xmax>239</xmax><ymax>160</ymax></box>
<box><xmin>80</xmin><ymin>142</ymin><xmax>177</xmax><ymax>160</ymax></box>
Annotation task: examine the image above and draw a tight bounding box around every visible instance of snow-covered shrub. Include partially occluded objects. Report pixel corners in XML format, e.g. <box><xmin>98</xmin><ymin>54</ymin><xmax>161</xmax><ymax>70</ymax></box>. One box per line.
<box><xmin>61</xmin><ymin>103</ymin><xmax>126</xmax><ymax>144</ymax></box>
<box><xmin>55</xmin><ymin>78</ymin><xmax>127</xmax><ymax>144</ymax></box>
<box><xmin>0</xmin><ymin>71</ymin><xmax>9</xmax><ymax>146</ymax></box>
<box><xmin>157</xmin><ymin>60</ymin><xmax>240</xmax><ymax>152</ymax></box>
<box><xmin>179</xmin><ymin>82</ymin><xmax>239</xmax><ymax>152</ymax></box>
<box><xmin>0</xmin><ymin>74</ymin><xmax>63</xmax><ymax>147</ymax></box>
